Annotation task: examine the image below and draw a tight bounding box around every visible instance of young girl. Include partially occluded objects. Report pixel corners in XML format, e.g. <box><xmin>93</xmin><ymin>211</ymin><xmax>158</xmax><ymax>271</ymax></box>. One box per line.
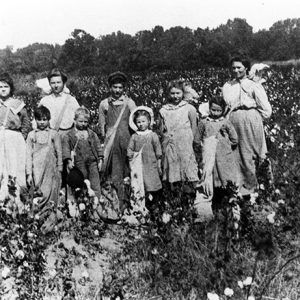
<box><xmin>26</xmin><ymin>106</ymin><xmax>63</xmax><ymax>217</ymax></box>
<box><xmin>159</xmin><ymin>80</ymin><xmax>199</xmax><ymax>185</ymax></box>
<box><xmin>194</xmin><ymin>96</ymin><xmax>239</xmax><ymax>210</ymax></box>
<box><xmin>0</xmin><ymin>73</ymin><xmax>31</xmax><ymax>201</ymax></box>
<box><xmin>127</xmin><ymin>106</ymin><xmax>162</xmax><ymax>214</ymax></box>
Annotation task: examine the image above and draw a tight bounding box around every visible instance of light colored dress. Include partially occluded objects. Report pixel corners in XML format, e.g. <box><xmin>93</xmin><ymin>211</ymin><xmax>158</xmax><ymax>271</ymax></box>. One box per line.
<box><xmin>159</xmin><ymin>100</ymin><xmax>199</xmax><ymax>183</ymax></box>
<box><xmin>0</xmin><ymin>98</ymin><xmax>29</xmax><ymax>201</ymax></box>
<box><xmin>26</xmin><ymin>128</ymin><xmax>63</xmax><ymax>217</ymax></box>
<box><xmin>127</xmin><ymin>130</ymin><xmax>162</xmax><ymax>192</ymax></box>
<box><xmin>194</xmin><ymin>116</ymin><xmax>238</xmax><ymax>188</ymax></box>
<box><xmin>222</xmin><ymin>77</ymin><xmax>272</xmax><ymax>194</ymax></box>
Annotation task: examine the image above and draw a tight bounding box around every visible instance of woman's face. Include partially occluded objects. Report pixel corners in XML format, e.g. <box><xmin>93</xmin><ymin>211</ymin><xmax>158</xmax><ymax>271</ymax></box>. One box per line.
<box><xmin>49</xmin><ymin>76</ymin><xmax>64</xmax><ymax>94</ymax></box>
<box><xmin>169</xmin><ymin>87</ymin><xmax>183</xmax><ymax>104</ymax></box>
<box><xmin>0</xmin><ymin>81</ymin><xmax>11</xmax><ymax>100</ymax></box>
<box><xmin>231</xmin><ymin>61</ymin><xmax>247</xmax><ymax>80</ymax></box>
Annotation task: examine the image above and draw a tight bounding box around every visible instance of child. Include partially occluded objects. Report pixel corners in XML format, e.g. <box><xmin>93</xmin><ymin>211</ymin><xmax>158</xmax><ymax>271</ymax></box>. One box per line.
<box><xmin>0</xmin><ymin>73</ymin><xmax>31</xmax><ymax>202</ymax></box>
<box><xmin>127</xmin><ymin>106</ymin><xmax>162</xmax><ymax>214</ymax></box>
<box><xmin>26</xmin><ymin>106</ymin><xmax>62</xmax><ymax>217</ymax></box>
<box><xmin>194</xmin><ymin>96</ymin><xmax>239</xmax><ymax>210</ymax></box>
<box><xmin>159</xmin><ymin>80</ymin><xmax>199</xmax><ymax>185</ymax></box>
<box><xmin>62</xmin><ymin>107</ymin><xmax>102</xmax><ymax>199</ymax></box>
<box><xmin>98</xmin><ymin>71</ymin><xmax>136</xmax><ymax>210</ymax></box>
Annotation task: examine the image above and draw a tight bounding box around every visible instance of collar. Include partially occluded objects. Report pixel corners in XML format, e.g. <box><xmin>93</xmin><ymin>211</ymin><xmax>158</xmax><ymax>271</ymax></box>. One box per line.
<box><xmin>35</xmin><ymin>127</ymin><xmax>50</xmax><ymax>132</ymax></box>
<box><xmin>163</xmin><ymin>100</ymin><xmax>187</xmax><ymax>110</ymax></box>
<box><xmin>206</xmin><ymin>116</ymin><xmax>225</xmax><ymax>122</ymax></box>
<box><xmin>136</xmin><ymin>129</ymin><xmax>152</xmax><ymax>135</ymax></box>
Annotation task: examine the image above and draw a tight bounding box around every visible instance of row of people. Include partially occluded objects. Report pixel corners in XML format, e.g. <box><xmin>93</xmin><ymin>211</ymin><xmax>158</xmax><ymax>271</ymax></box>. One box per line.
<box><xmin>0</xmin><ymin>55</ymin><xmax>272</xmax><ymax>219</ymax></box>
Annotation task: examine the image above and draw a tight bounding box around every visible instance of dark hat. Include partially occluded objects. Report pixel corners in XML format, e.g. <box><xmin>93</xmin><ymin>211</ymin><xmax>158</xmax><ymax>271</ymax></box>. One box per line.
<box><xmin>47</xmin><ymin>68</ymin><xmax>68</xmax><ymax>83</ymax></box>
<box><xmin>66</xmin><ymin>167</ymin><xmax>85</xmax><ymax>189</ymax></box>
<box><xmin>0</xmin><ymin>73</ymin><xmax>14</xmax><ymax>96</ymax></box>
<box><xmin>108</xmin><ymin>71</ymin><xmax>127</xmax><ymax>86</ymax></box>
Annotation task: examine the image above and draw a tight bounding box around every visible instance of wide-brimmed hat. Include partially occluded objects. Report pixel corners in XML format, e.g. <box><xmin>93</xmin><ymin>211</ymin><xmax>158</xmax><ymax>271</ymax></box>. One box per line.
<box><xmin>108</xmin><ymin>71</ymin><xmax>127</xmax><ymax>86</ymax></box>
<box><xmin>129</xmin><ymin>106</ymin><xmax>154</xmax><ymax>131</ymax></box>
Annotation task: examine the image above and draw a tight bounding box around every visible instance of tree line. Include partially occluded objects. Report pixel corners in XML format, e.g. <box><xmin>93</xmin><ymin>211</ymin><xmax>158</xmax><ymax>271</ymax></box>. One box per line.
<box><xmin>1</xmin><ymin>18</ymin><xmax>300</xmax><ymax>75</ymax></box>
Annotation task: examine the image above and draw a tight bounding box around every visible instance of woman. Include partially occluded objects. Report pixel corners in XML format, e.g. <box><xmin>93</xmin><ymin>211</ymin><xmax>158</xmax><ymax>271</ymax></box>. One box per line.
<box><xmin>39</xmin><ymin>68</ymin><xmax>79</xmax><ymax>136</ymax></box>
<box><xmin>0</xmin><ymin>73</ymin><xmax>31</xmax><ymax>201</ymax></box>
<box><xmin>222</xmin><ymin>56</ymin><xmax>272</xmax><ymax>195</ymax></box>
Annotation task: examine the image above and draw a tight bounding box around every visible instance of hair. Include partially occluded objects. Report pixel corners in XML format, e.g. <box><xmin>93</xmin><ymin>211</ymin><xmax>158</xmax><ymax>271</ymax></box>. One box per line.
<box><xmin>209</xmin><ymin>95</ymin><xmax>227</xmax><ymax>112</ymax></box>
<box><xmin>47</xmin><ymin>68</ymin><xmax>68</xmax><ymax>84</ymax></box>
<box><xmin>34</xmin><ymin>105</ymin><xmax>51</xmax><ymax>120</ymax></box>
<box><xmin>166</xmin><ymin>79</ymin><xmax>185</xmax><ymax>93</ymax></box>
<box><xmin>74</xmin><ymin>107</ymin><xmax>90</xmax><ymax>120</ymax></box>
<box><xmin>133</xmin><ymin>110</ymin><xmax>151</xmax><ymax>126</ymax></box>
<box><xmin>0</xmin><ymin>73</ymin><xmax>14</xmax><ymax>96</ymax></box>
<box><xmin>229</xmin><ymin>55</ymin><xmax>251</xmax><ymax>74</ymax></box>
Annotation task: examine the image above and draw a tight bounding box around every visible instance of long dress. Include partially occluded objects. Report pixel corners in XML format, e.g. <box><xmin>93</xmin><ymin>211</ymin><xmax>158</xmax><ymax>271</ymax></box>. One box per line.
<box><xmin>194</xmin><ymin>117</ymin><xmax>239</xmax><ymax>188</ymax></box>
<box><xmin>0</xmin><ymin>98</ymin><xmax>30</xmax><ymax>201</ymax></box>
<box><xmin>127</xmin><ymin>130</ymin><xmax>162</xmax><ymax>193</ymax></box>
<box><xmin>159</xmin><ymin>100</ymin><xmax>199</xmax><ymax>183</ymax></box>
<box><xmin>26</xmin><ymin>128</ymin><xmax>63</xmax><ymax>217</ymax></box>
<box><xmin>222</xmin><ymin>77</ymin><xmax>272</xmax><ymax>194</ymax></box>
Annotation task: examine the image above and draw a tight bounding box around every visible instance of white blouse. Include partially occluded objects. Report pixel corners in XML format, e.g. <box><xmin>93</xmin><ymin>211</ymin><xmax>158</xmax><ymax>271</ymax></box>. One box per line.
<box><xmin>39</xmin><ymin>92</ymin><xmax>80</xmax><ymax>129</ymax></box>
<box><xmin>222</xmin><ymin>78</ymin><xmax>272</xmax><ymax>119</ymax></box>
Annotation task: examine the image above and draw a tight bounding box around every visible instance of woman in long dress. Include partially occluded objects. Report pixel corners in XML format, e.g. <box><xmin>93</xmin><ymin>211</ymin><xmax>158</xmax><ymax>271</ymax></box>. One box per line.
<box><xmin>0</xmin><ymin>73</ymin><xmax>31</xmax><ymax>202</ymax></box>
<box><xmin>222</xmin><ymin>56</ymin><xmax>272</xmax><ymax>195</ymax></box>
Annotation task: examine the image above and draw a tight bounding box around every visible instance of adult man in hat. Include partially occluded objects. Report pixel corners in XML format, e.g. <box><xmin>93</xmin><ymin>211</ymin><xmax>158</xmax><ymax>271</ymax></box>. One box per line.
<box><xmin>98</xmin><ymin>71</ymin><xmax>136</xmax><ymax>211</ymax></box>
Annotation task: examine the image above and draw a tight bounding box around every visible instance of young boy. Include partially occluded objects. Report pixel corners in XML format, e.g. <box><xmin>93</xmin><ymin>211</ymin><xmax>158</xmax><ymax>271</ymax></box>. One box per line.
<box><xmin>98</xmin><ymin>71</ymin><xmax>136</xmax><ymax>210</ymax></box>
<box><xmin>62</xmin><ymin>107</ymin><xmax>102</xmax><ymax>198</ymax></box>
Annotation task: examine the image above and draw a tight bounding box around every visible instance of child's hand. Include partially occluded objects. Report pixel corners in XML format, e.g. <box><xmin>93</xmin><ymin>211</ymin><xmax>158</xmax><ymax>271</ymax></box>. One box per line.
<box><xmin>67</xmin><ymin>160</ymin><xmax>74</xmax><ymax>172</ymax></box>
<box><xmin>27</xmin><ymin>174</ymin><xmax>33</xmax><ymax>186</ymax></box>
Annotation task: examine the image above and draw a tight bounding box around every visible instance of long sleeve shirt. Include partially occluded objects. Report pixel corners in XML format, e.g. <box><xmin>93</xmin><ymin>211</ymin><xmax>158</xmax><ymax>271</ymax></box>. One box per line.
<box><xmin>222</xmin><ymin>78</ymin><xmax>272</xmax><ymax>119</ymax></box>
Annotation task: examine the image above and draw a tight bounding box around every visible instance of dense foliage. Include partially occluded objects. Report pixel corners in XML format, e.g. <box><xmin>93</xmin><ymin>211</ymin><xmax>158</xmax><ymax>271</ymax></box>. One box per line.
<box><xmin>2</xmin><ymin>18</ymin><xmax>300</xmax><ymax>74</ymax></box>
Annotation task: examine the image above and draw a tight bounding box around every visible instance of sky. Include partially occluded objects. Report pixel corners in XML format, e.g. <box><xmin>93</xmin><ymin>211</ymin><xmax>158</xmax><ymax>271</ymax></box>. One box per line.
<box><xmin>0</xmin><ymin>0</ymin><xmax>300</xmax><ymax>50</ymax></box>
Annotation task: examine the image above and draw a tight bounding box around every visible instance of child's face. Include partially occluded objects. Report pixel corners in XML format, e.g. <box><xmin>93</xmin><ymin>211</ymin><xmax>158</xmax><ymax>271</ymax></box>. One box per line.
<box><xmin>169</xmin><ymin>87</ymin><xmax>183</xmax><ymax>104</ymax></box>
<box><xmin>0</xmin><ymin>81</ymin><xmax>11</xmax><ymax>100</ymax></box>
<box><xmin>110</xmin><ymin>83</ymin><xmax>124</xmax><ymax>99</ymax></box>
<box><xmin>75</xmin><ymin>115</ymin><xmax>89</xmax><ymax>130</ymax></box>
<box><xmin>36</xmin><ymin>117</ymin><xmax>50</xmax><ymax>130</ymax></box>
<box><xmin>209</xmin><ymin>103</ymin><xmax>223</xmax><ymax>119</ymax></box>
<box><xmin>136</xmin><ymin>115</ymin><xmax>150</xmax><ymax>131</ymax></box>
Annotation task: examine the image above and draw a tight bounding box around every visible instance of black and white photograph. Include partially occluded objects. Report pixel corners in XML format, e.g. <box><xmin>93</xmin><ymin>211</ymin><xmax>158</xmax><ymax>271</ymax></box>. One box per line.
<box><xmin>0</xmin><ymin>0</ymin><xmax>300</xmax><ymax>299</ymax></box>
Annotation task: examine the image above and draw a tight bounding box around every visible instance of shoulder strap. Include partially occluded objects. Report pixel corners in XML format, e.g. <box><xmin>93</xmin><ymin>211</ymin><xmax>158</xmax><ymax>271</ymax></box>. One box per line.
<box><xmin>54</xmin><ymin>94</ymin><xmax>71</xmax><ymax>131</ymax></box>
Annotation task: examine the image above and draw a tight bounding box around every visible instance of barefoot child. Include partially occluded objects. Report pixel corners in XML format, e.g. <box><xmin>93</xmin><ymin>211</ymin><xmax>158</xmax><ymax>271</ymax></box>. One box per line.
<box><xmin>26</xmin><ymin>106</ymin><xmax>62</xmax><ymax>217</ymax></box>
<box><xmin>62</xmin><ymin>107</ymin><xmax>102</xmax><ymax>199</ymax></box>
<box><xmin>127</xmin><ymin>106</ymin><xmax>162</xmax><ymax>215</ymax></box>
